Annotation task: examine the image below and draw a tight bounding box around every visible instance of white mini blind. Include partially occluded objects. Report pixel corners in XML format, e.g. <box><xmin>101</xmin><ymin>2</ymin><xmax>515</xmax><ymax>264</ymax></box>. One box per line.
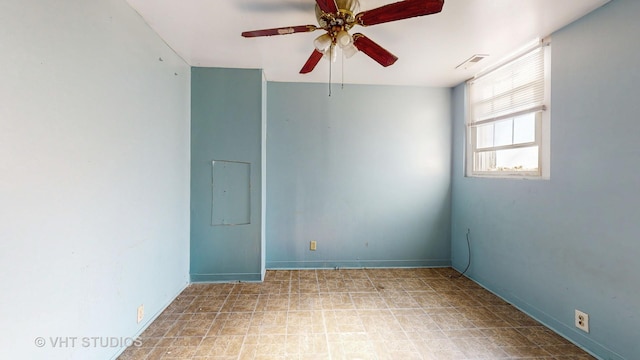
<box><xmin>469</xmin><ymin>46</ymin><xmax>546</xmax><ymax>124</ymax></box>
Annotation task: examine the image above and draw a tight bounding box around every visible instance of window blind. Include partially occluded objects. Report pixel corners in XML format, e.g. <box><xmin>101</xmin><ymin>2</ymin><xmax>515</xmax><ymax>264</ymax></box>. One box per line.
<box><xmin>469</xmin><ymin>47</ymin><xmax>546</xmax><ymax>123</ymax></box>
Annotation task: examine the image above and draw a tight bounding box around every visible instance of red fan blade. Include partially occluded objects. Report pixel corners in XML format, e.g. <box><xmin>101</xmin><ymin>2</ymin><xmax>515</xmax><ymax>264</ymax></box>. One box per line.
<box><xmin>356</xmin><ymin>0</ymin><xmax>444</xmax><ymax>26</ymax></box>
<box><xmin>352</xmin><ymin>33</ymin><xmax>398</xmax><ymax>67</ymax></box>
<box><xmin>316</xmin><ymin>0</ymin><xmax>339</xmax><ymax>14</ymax></box>
<box><xmin>242</xmin><ymin>25</ymin><xmax>318</xmax><ymax>37</ymax></box>
<box><xmin>300</xmin><ymin>49</ymin><xmax>324</xmax><ymax>74</ymax></box>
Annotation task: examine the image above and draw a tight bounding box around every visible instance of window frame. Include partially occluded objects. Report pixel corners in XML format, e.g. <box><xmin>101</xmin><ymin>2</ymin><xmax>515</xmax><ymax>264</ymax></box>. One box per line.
<box><xmin>465</xmin><ymin>39</ymin><xmax>551</xmax><ymax>179</ymax></box>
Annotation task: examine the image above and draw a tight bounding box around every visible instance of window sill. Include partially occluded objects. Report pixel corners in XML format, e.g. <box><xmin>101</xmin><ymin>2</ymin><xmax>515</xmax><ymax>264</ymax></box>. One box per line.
<box><xmin>466</xmin><ymin>173</ymin><xmax>549</xmax><ymax>180</ymax></box>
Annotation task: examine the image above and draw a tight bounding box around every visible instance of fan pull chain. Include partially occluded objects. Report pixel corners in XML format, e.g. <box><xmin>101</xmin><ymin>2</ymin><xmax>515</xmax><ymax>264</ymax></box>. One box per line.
<box><xmin>341</xmin><ymin>51</ymin><xmax>345</xmax><ymax>90</ymax></box>
<box><xmin>328</xmin><ymin>46</ymin><xmax>332</xmax><ymax>97</ymax></box>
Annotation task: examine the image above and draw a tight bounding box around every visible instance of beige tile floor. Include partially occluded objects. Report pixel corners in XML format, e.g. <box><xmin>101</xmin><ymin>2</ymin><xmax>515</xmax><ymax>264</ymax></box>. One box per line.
<box><xmin>118</xmin><ymin>268</ymin><xmax>596</xmax><ymax>360</ymax></box>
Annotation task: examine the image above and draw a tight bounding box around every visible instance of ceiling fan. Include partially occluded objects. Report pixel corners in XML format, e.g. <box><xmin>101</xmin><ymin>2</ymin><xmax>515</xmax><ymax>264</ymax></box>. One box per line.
<box><xmin>241</xmin><ymin>0</ymin><xmax>444</xmax><ymax>74</ymax></box>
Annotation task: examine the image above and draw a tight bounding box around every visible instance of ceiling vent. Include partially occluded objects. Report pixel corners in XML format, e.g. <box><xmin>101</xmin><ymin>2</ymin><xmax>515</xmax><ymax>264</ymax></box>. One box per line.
<box><xmin>456</xmin><ymin>54</ymin><xmax>488</xmax><ymax>70</ymax></box>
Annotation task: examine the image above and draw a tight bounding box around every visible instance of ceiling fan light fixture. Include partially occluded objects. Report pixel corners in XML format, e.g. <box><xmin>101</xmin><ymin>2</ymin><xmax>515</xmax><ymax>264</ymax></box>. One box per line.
<box><xmin>314</xmin><ymin>33</ymin><xmax>333</xmax><ymax>51</ymax></box>
<box><xmin>322</xmin><ymin>44</ymin><xmax>338</xmax><ymax>62</ymax></box>
<box><xmin>342</xmin><ymin>43</ymin><xmax>358</xmax><ymax>58</ymax></box>
<box><xmin>336</xmin><ymin>30</ymin><xmax>352</xmax><ymax>47</ymax></box>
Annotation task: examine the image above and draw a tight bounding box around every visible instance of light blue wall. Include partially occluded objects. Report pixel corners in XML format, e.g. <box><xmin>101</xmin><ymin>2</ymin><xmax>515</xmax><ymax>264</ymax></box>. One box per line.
<box><xmin>190</xmin><ymin>68</ymin><xmax>264</xmax><ymax>282</ymax></box>
<box><xmin>0</xmin><ymin>0</ymin><xmax>191</xmax><ymax>359</ymax></box>
<box><xmin>451</xmin><ymin>1</ymin><xmax>640</xmax><ymax>359</ymax></box>
<box><xmin>267</xmin><ymin>82</ymin><xmax>451</xmax><ymax>268</ymax></box>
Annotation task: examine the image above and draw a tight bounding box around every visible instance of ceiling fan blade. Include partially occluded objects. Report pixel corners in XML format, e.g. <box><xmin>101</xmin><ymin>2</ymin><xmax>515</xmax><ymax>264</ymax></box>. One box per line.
<box><xmin>242</xmin><ymin>25</ymin><xmax>318</xmax><ymax>37</ymax></box>
<box><xmin>300</xmin><ymin>49</ymin><xmax>324</xmax><ymax>74</ymax></box>
<box><xmin>316</xmin><ymin>0</ymin><xmax>339</xmax><ymax>14</ymax></box>
<box><xmin>352</xmin><ymin>33</ymin><xmax>398</xmax><ymax>67</ymax></box>
<box><xmin>356</xmin><ymin>0</ymin><xmax>444</xmax><ymax>26</ymax></box>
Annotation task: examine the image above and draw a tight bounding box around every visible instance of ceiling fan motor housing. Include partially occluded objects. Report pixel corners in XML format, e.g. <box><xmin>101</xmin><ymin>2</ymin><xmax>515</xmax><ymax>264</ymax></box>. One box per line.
<box><xmin>315</xmin><ymin>0</ymin><xmax>360</xmax><ymax>31</ymax></box>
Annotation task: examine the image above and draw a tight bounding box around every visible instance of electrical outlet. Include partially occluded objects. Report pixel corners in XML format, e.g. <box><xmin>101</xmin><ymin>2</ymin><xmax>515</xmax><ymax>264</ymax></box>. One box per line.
<box><xmin>575</xmin><ymin>309</ymin><xmax>589</xmax><ymax>333</ymax></box>
<box><xmin>137</xmin><ymin>304</ymin><xmax>144</xmax><ymax>324</ymax></box>
<box><xmin>310</xmin><ymin>241</ymin><xmax>317</xmax><ymax>251</ymax></box>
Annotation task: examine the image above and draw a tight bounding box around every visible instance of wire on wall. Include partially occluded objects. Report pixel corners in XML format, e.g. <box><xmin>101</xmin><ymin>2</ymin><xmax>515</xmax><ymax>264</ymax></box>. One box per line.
<box><xmin>450</xmin><ymin>228</ymin><xmax>471</xmax><ymax>279</ymax></box>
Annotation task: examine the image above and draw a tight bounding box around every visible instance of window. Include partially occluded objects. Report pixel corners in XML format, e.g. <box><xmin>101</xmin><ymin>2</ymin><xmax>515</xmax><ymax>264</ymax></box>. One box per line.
<box><xmin>466</xmin><ymin>40</ymin><xmax>550</xmax><ymax>178</ymax></box>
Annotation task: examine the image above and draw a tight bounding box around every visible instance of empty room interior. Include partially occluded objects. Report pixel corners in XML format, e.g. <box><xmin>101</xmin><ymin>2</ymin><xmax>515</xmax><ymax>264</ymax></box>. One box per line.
<box><xmin>1</xmin><ymin>0</ymin><xmax>639</xmax><ymax>359</ymax></box>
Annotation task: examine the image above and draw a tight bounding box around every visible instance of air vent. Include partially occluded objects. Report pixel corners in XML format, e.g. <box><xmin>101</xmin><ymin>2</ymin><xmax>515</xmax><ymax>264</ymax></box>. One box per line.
<box><xmin>456</xmin><ymin>54</ymin><xmax>489</xmax><ymax>70</ymax></box>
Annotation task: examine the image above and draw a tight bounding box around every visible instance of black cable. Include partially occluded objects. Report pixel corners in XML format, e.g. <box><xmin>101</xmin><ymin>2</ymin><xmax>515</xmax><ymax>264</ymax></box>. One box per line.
<box><xmin>450</xmin><ymin>228</ymin><xmax>471</xmax><ymax>279</ymax></box>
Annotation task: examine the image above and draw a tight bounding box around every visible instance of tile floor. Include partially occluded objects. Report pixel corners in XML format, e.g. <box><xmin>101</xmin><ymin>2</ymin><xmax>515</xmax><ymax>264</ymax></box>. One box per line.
<box><xmin>118</xmin><ymin>268</ymin><xmax>595</xmax><ymax>360</ymax></box>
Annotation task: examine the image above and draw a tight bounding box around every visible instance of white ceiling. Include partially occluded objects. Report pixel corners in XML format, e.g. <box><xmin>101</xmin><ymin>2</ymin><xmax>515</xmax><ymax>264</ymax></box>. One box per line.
<box><xmin>125</xmin><ymin>0</ymin><xmax>610</xmax><ymax>87</ymax></box>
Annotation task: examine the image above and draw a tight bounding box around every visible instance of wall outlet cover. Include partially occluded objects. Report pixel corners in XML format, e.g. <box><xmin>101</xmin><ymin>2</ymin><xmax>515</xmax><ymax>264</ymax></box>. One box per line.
<box><xmin>575</xmin><ymin>309</ymin><xmax>589</xmax><ymax>333</ymax></box>
<box><xmin>137</xmin><ymin>304</ymin><xmax>144</xmax><ymax>324</ymax></box>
